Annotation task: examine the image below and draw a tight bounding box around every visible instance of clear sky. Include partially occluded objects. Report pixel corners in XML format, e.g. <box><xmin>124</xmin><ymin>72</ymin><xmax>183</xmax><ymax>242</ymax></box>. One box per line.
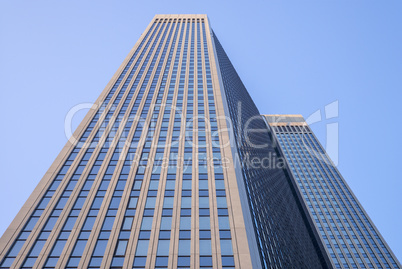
<box><xmin>0</xmin><ymin>0</ymin><xmax>401</xmax><ymax>262</ymax></box>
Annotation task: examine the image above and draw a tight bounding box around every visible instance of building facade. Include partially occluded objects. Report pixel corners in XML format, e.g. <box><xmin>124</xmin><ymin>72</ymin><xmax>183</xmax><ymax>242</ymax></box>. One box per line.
<box><xmin>0</xmin><ymin>14</ymin><xmax>399</xmax><ymax>269</ymax></box>
<box><xmin>265</xmin><ymin>115</ymin><xmax>401</xmax><ymax>269</ymax></box>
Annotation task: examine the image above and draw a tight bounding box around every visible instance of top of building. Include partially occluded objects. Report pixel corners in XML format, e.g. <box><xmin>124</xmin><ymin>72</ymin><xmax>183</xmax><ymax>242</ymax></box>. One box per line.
<box><xmin>263</xmin><ymin>114</ymin><xmax>307</xmax><ymax>126</ymax></box>
<box><xmin>153</xmin><ymin>14</ymin><xmax>208</xmax><ymax>20</ymax></box>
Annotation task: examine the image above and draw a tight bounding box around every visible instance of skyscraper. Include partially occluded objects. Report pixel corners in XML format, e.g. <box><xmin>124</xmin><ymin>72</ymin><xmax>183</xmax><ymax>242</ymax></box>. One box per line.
<box><xmin>264</xmin><ymin>115</ymin><xmax>401</xmax><ymax>269</ymax></box>
<box><xmin>0</xmin><ymin>14</ymin><xmax>399</xmax><ymax>269</ymax></box>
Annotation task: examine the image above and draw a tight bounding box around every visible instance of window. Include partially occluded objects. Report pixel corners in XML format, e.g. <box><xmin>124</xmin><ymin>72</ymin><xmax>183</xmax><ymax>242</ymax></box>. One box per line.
<box><xmin>143</xmin><ymin>209</ymin><xmax>154</xmax><ymax>216</ymax></box>
<box><xmin>200</xmin><ymin>256</ymin><xmax>213</xmax><ymax>267</ymax></box>
<box><xmin>92</xmin><ymin>197</ymin><xmax>103</xmax><ymax>209</ymax></box>
<box><xmin>178</xmin><ymin>240</ymin><xmax>190</xmax><ymax>255</ymax></box>
<box><xmin>179</xmin><ymin>230</ymin><xmax>191</xmax><ymax>239</ymax></box>
<box><xmin>67</xmin><ymin>257</ymin><xmax>80</xmax><ymax>267</ymax></box>
<box><xmin>71</xmin><ymin>240</ymin><xmax>86</xmax><ymax>256</ymax></box>
<box><xmin>219</xmin><ymin>230</ymin><xmax>231</xmax><ymax>239</ymax></box>
<box><xmin>115</xmin><ymin>240</ymin><xmax>128</xmax><ymax>256</ymax></box>
<box><xmin>89</xmin><ymin>256</ymin><xmax>102</xmax><ymax>266</ymax></box>
<box><xmin>38</xmin><ymin>198</ymin><xmax>51</xmax><ymax>209</ymax></box>
<box><xmin>199</xmin><ymin>208</ymin><xmax>209</xmax><ymax>216</ymax></box>
<box><xmin>181</xmin><ymin>209</ymin><xmax>191</xmax><ymax>216</ymax></box>
<box><xmin>220</xmin><ymin>239</ymin><xmax>233</xmax><ymax>255</ymax></box>
<box><xmin>181</xmin><ymin>197</ymin><xmax>191</xmax><ymax>208</ymax></box>
<box><xmin>23</xmin><ymin>257</ymin><xmax>37</xmax><ymax>268</ymax></box>
<box><xmin>218</xmin><ymin>208</ymin><xmax>228</xmax><ymax>216</ymax></box>
<box><xmin>199</xmin><ymin>197</ymin><xmax>209</xmax><ymax>208</ymax></box>
<box><xmin>139</xmin><ymin>231</ymin><xmax>151</xmax><ymax>240</ymax></box>
<box><xmin>93</xmin><ymin>240</ymin><xmax>107</xmax><ymax>256</ymax></box>
<box><xmin>56</xmin><ymin>197</ymin><xmax>68</xmax><ymax>209</ymax></box>
<box><xmin>182</xmin><ymin>180</ymin><xmax>192</xmax><ymax>190</ymax></box>
<box><xmin>199</xmin><ymin>230</ymin><xmax>211</xmax><ymax>239</ymax></box>
<box><xmin>141</xmin><ymin>217</ymin><xmax>153</xmax><ymax>230</ymax></box>
<box><xmin>162</xmin><ymin>209</ymin><xmax>173</xmax><ymax>216</ymax></box>
<box><xmin>155</xmin><ymin>256</ymin><xmax>169</xmax><ymax>267</ymax></box>
<box><xmin>160</xmin><ymin>217</ymin><xmax>172</xmax><ymax>230</ymax></box>
<box><xmin>222</xmin><ymin>256</ymin><xmax>235</xmax><ymax>267</ymax></box>
<box><xmin>24</xmin><ymin>217</ymin><xmax>39</xmax><ymax>231</ymax></box>
<box><xmin>199</xmin><ymin>217</ymin><xmax>210</xmax><ymax>229</ymax></box>
<box><xmin>218</xmin><ymin>216</ymin><xmax>230</xmax><ymax>229</ymax></box>
<box><xmin>216</xmin><ymin>197</ymin><xmax>227</xmax><ymax>208</ymax></box>
<box><xmin>135</xmin><ymin>240</ymin><xmax>149</xmax><ymax>256</ymax></box>
<box><xmin>159</xmin><ymin>231</ymin><xmax>171</xmax><ymax>239</ymax></box>
<box><xmin>199</xmin><ymin>240</ymin><xmax>211</xmax><ymax>255</ymax></box>
<box><xmin>110</xmin><ymin>197</ymin><xmax>122</xmax><ymax>208</ymax></box>
<box><xmin>177</xmin><ymin>256</ymin><xmax>190</xmax><ymax>267</ymax></box>
<box><xmin>129</xmin><ymin>197</ymin><xmax>138</xmax><ymax>208</ymax></box>
<box><xmin>166</xmin><ymin>180</ymin><xmax>175</xmax><ymax>190</ymax></box>
<box><xmin>145</xmin><ymin>197</ymin><xmax>156</xmax><ymax>208</ymax></box>
<box><xmin>29</xmin><ymin>240</ymin><xmax>46</xmax><ymax>256</ymax></box>
<box><xmin>122</xmin><ymin>217</ymin><xmax>133</xmax><ymax>230</ymax></box>
<box><xmin>149</xmin><ymin>180</ymin><xmax>159</xmax><ymax>190</ymax></box>
<box><xmin>199</xmin><ymin>180</ymin><xmax>208</xmax><ymax>190</ymax></box>
<box><xmin>133</xmin><ymin>181</ymin><xmax>142</xmax><ymax>190</ymax></box>
<box><xmin>102</xmin><ymin>217</ymin><xmax>115</xmax><ymax>230</ymax></box>
<box><xmin>49</xmin><ymin>240</ymin><xmax>66</xmax><ymax>256</ymax></box>
<box><xmin>163</xmin><ymin>197</ymin><xmax>174</xmax><ymax>208</ymax></box>
<box><xmin>157</xmin><ymin>240</ymin><xmax>170</xmax><ymax>255</ymax></box>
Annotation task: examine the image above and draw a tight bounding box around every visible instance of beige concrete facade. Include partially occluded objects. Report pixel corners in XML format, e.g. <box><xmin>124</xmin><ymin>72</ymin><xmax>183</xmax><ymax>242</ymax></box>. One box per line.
<box><xmin>0</xmin><ymin>14</ymin><xmax>255</xmax><ymax>269</ymax></box>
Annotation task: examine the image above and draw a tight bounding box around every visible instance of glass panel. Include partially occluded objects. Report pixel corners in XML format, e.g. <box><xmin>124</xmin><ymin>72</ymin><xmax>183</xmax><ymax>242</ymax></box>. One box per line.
<box><xmin>93</xmin><ymin>240</ymin><xmax>108</xmax><ymax>256</ymax></box>
<box><xmin>141</xmin><ymin>217</ymin><xmax>153</xmax><ymax>230</ymax></box>
<box><xmin>135</xmin><ymin>240</ymin><xmax>149</xmax><ymax>256</ymax></box>
<box><xmin>200</xmin><ymin>240</ymin><xmax>212</xmax><ymax>255</ymax></box>
<box><xmin>178</xmin><ymin>240</ymin><xmax>191</xmax><ymax>255</ymax></box>
<box><xmin>122</xmin><ymin>217</ymin><xmax>134</xmax><ymax>230</ymax></box>
<box><xmin>50</xmin><ymin>240</ymin><xmax>66</xmax><ymax>256</ymax></box>
<box><xmin>157</xmin><ymin>240</ymin><xmax>170</xmax><ymax>256</ymax></box>
<box><xmin>199</xmin><ymin>217</ymin><xmax>210</xmax><ymax>229</ymax></box>
<box><xmin>115</xmin><ymin>240</ymin><xmax>128</xmax><ymax>256</ymax></box>
<box><xmin>180</xmin><ymin>217</ymin><xmax>191</xmax><ymax>230</ymax></box>
<box><xmin>220</xmin><ymin>239</ymin><xmax>233</xmax><ymax>255</ymax></box>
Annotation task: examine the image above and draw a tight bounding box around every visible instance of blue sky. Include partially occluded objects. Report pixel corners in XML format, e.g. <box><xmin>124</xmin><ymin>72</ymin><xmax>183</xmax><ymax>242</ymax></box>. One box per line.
<box><xmin>0</xmin><ymin>0</ymin><xmax>401</xmax><ymax>261</ymax></box>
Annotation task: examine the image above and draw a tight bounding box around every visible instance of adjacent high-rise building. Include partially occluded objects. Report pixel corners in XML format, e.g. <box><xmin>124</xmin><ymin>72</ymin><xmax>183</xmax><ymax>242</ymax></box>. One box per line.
<box><xmin>0</xmin><ymin>14</ymin><xmax>399</xmax><ymax>269</ymax></box>
<box><xmin>264</xmin><ymin>115</ymin><xmax>401</xmax><ymax>269</ymax></box>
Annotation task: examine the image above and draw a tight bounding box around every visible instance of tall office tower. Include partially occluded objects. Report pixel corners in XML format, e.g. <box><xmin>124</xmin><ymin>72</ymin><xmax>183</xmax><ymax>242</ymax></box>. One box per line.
<box><xmin>264</xmin><ymin>115</ymin><xmax>401</xmax><ymax>269</ymax></box>
<box><xmin>0</xmin><ymin>14</ymin><xmax>399</xmax><ymax>269</ymax></box>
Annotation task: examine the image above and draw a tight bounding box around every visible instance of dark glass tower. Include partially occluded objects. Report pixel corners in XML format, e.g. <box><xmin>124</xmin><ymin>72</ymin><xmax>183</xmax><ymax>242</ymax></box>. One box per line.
<box><xmin>265</xmin><ymin>115</ymin><xmax>401</xmax><ymax>269</ymax></box>
<box><xmin>0</xmin><ymin>14</ymin><xmax>399</xmax><ymax>269</ymax></box>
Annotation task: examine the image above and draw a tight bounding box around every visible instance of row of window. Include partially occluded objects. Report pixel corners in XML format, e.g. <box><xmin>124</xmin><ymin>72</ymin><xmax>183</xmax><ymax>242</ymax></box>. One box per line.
<box><xmin>277</xmin><ymin>130</ymin><xmax>398</xmax><ymax>268</ymax></box>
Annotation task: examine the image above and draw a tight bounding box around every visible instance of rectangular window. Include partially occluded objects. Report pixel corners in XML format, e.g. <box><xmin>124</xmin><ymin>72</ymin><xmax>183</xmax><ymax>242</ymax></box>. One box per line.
<box><xmin>102</xmin><ymin>217</ymin><xmax>115</xmax><ymax>230</ymax></box>
<box><xmin>181</xmin><ymin>197</ymin><xmax>191</xmax><ymax>208</ymax></box>
<box><xmin>178</xmin><ymin>240</ymin><xmax>191</xmax><ymax>256</ymax></box>
<box><xmin>220</xmin><ymin>239</ymin><xmax>233</xmax><ymax>255</ymax></box>
<box><xmin>30</xmin><ymin>240</ymin><xmax>46</xmax><ymax>256</ymax></box>
<box><xmin>180</xmin><ymin>217</ymin><xmax>191</xmax><ymax>230</ymax></box>
<box><xmin>163</xmin><ymin>197</ymin><xmax>174</xmax><ymax>208</ymax></box>
<box><xmin>216</xmin><ymin>197</ymin><xmax>227</xmax><ymax>208</ymax></box>
<box><xmin>122</xmin><ymin>217</ymin><xmax>134</xmax><ymax>230</ymax></box>
<box><xmin>93</xmin><ymin>240</ymin><xmax>108</xmax><ymax>256</ymax></box>
<box><xmin>199</xmin><ymin>217</ymin><xmax>210</xmax><ymax>229</ymax></box>
<box><xmin>141</xmin><ymin>217</ymin><xmax>153</xmax><ymax>230</ymax></box>
<box><xmin>157</xmin><ymin>240</ymin><xmax>170</xmax><ymax>256</ymax></box>
<box><xmin>71</xmin><ymin>240</ymin><xmax>86</xmax><ymax>256</ymax></box>
<box><xmin>199</xmin><ymin>240</ymin><xmax>211</xmax><ymax>255</ymax></box>
<box><xmin>145</xmin><ymin>197</ymin><xmax>156</xmax><ymax>208</ymax></box>
<box><xmin>218</xmin><ymin>216</ymin><xmax>230</xmax><ymax>230</ymax></box>
<box><xmin>128</xmin><ymin>197</ymin><xmax>138</xmax><ymax>208</ymax></box>
<box><xmin>115</xmin><ymin>240</ymin><xmax>128</xmax><ymax>256</ymax></box>
<box><xmin>135</xmin><ymin>240</ymin><xmax>149</xmax><ymax>256</ymax></box>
